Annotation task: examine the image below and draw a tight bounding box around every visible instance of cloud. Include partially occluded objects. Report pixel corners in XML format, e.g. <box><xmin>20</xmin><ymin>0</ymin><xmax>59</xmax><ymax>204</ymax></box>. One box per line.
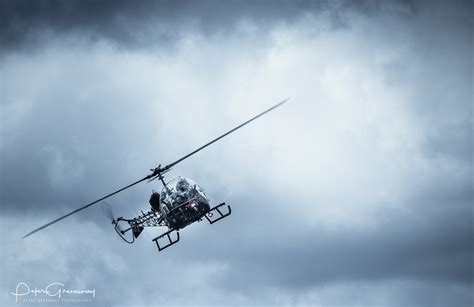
<box><xmin>0</xmin><ymin>0</ymin><xmax>424</xmax><ymax>55</ymax></box>
<box><xmin>0</xmin><ymin>0</ymin><xmax>472</xmax><ymax>306</ymax></box>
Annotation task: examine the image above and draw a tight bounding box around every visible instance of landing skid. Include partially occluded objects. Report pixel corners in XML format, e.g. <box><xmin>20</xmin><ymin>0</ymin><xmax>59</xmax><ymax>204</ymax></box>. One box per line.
<box><xmin>152</xmin><ymin>202</ymin><xmax>231</xmax><ymax>251</ymax></box>
<box><xmin>204</xmin><ymin>203</ymin><xmax>232</xmax><ymax>224</ymax></box>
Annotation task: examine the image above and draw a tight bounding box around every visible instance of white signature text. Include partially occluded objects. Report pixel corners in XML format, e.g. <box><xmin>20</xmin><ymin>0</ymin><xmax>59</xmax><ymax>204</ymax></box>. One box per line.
<box><xmin>11</xmin><ymin>282</ymin><xmax>96</xmax><ymax>302</ymax></box>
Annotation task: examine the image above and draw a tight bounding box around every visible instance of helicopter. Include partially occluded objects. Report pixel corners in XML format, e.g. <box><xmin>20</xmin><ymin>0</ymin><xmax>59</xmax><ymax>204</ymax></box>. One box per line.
<box><xmin>23</xmin><ymin>98</ymin><xmax>288</xmax><ymax>251</ymax></box>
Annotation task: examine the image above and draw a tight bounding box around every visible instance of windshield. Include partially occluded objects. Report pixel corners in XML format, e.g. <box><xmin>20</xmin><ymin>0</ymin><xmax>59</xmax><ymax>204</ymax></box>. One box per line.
<box><xmin>160</xmin><ymin>177</ymin><xmax>208</xmax><ymax>209</ymax></box>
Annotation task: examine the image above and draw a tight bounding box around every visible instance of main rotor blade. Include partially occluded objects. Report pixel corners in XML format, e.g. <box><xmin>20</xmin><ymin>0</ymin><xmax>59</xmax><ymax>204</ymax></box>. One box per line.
<box><xmin>23</xmin><ymin>176</ymin><xmax>150</xmax><ymax>239</ymax></box>
<box><xmin>23</xmin><ymin>97</ymin><xmax>289</xmax><ymax>239</ymax></box>
<box><xmin>163</xmin><ymin>97</ymin><xmax>289</xmax><ymax>170</ymax></box>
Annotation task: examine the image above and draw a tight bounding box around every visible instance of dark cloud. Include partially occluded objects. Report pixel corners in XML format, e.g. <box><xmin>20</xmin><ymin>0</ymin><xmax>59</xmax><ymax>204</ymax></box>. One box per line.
<box><xmin>0</xmin><ymin>0</ymin><xmax>313</xmax><ymax>53</ymax></box>
<box><xmin>175</xmin><ymin>184</ymin><xmax>473</xmax><ymax>286</ymax></box>
<box><xmin>0</xmin><ymin>0</ymin><xmax>428</xmax><ymax>54</ymax></box>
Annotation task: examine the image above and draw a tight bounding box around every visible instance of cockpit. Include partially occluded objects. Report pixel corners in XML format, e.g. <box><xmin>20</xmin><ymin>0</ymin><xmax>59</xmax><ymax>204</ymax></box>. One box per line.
<box><xmin>159</xmin><ymin>177</ymin><xmax>211</xmax><ymax>228</ymax></box>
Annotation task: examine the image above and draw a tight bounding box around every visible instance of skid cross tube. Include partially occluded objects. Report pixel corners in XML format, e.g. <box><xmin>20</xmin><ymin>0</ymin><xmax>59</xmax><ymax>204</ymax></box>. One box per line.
<box><xmin>204</xmin><ymin>203</ymin><xmax>231</xmax><ymax>224</ymax></box>
<box><xmin>152</xmin><ymin>228</ymin><xmax>180</xmax><ymax>251</ymax></box>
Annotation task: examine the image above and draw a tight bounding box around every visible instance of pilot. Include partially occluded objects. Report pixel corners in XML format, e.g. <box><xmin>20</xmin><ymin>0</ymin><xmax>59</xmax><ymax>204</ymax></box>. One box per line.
<box><xmin>188</xmin><ymin>184</ymin><xmax>198</xmax><ymax>198</ymax></box>
<box><xmin>173</xmin><ymin>178</ymin><xmax>190</xmax><ymax>205</ymax></box>
<box><xmin>176</xmin><ymin>178</ymin><xmax>190</xmax><ymax>194</ymax></box>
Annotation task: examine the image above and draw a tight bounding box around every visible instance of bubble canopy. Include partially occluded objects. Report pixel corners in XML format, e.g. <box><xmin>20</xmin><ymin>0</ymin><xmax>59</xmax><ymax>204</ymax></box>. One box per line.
<box><xmin>160</xmin><ymin>177</ymin><xmax>209</xmax><ymax>210</ymax></box>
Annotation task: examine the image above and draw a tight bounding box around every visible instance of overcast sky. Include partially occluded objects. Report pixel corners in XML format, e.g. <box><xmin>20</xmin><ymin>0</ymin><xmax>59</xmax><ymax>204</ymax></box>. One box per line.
<box><xmin>0</xmin><ymin>0</ymin><xmax>472</xmax><ymax>306</ymax></box>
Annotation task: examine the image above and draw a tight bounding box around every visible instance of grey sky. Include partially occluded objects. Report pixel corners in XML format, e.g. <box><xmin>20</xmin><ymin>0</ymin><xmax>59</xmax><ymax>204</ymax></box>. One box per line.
<box><xmin>1</xmin><ymin>0</ymin><xmax>472</xmax><ymax>306</ymax></box>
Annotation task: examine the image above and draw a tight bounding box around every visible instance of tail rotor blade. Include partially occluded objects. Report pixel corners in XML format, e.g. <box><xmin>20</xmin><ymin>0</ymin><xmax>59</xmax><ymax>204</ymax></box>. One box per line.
<box><xmin>101</xmin><ymin>202</ymin><xmax>126</xmax><ymax>234</ymax></box>
<box><xmin>101</xmin><ymin>201</ymin><xmax>114</xmax><ymax>221</ymax></box>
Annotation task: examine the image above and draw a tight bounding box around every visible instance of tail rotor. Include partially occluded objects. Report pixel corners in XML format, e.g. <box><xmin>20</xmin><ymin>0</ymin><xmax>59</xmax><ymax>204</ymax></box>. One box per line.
<box><xmin>101</xmin><ymin>202</ymin><xmax>134</xmax><ymax>243</ymax></box>
<box><xmin>101</xmin><ymin>201</ymin><xmax>115</xmax><ymax>222</ymax></box>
